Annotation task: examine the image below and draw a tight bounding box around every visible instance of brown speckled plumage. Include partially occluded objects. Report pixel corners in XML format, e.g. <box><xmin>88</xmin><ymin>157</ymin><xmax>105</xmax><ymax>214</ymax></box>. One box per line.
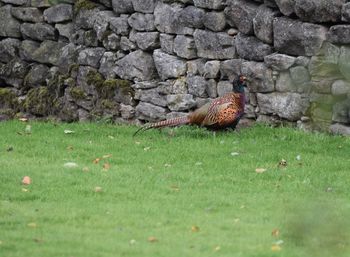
<box><xmin>133</xmin><ymin>75</ymin><xmax>246</xmax><ymax>136</ymax></box>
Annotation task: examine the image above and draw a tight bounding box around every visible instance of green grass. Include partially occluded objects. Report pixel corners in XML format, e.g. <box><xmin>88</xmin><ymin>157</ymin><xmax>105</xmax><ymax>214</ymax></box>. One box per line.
<box><xmin>1</xmin><ymin>121</ymin><xmax>350</xmax><ymax>257</ymax></box>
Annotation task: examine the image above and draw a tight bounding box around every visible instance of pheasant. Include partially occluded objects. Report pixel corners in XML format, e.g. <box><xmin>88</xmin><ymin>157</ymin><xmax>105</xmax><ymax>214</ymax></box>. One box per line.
<box><xmin>133</xmin><ymin>75</ymin><xmax>247</xmax><ymax>136</ymax></box>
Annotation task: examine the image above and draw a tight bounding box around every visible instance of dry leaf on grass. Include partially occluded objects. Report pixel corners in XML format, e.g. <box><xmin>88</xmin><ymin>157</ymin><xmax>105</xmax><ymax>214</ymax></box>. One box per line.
<box><xmin>103</xmin><ymin>163</ymin><xmax>111</xmax><ymax>170</ymax></box>
<box><xmin>191</xmin><ymin>226</ymin><xmax>200</xmax><ymax>232</ymax></box>
<box><xmin>22</xmin><ymin>176</ymin><xmax>31</xmax><ymax>185</ymax></box>
<box><xmin>102</xmin><ymin>154</ymin><xmax>112</xmax><ymax>159</ymax></box>
<box><xmin>66</xmin><ymin>146</ymin><xmax>74</xmax><ymax>151</ymax></box>
<box><xmin>278</xmin><ymin>159</ymin><xmax>287</xmax><ymax>168</ymax></box>
<box><xmin>82</xmin><ymin>167</ymin><xmax>89</xmax><ymax>172</ymax></box>
<box><xmin>271</xmin><ymin>228</ymin><xmax>280</xmax><ymax>237</ymax></box>
<box><xmin>27</xmin><ymin>222</ymin><xmax>37</xmax><ymax>228</ymax></box>
<box><xmin>93</xmin><ymin>158</ymin><xmax>101</xmax><ymax>164</ymax></box>
<box><xmin>148</xmin><ymin>236</ymin><xmax>158</xmax><ymax>243</ymax></box>
<box><xmin>271</xmin><ymin>244</ymin><xmax>282</xmax><ymax>252</ymax></box>
<box><xmin>214</xmin><ymin>246</ymin><xmax>221</xmax><ymax>252</ymax></box>
<box><xmin>170</xmin><ymin>185</ymin><xmax>180</xmax><ymax>192</ymax></box>
<box><xmin>255</xmin><ymin>168</ymin><xmax>267</xmax><ymax>173</ymax></box>
<box><xmin>19</xmin><ymin>118</ymin><xmax>28</xmax><ymax>122</ymax></box>
<box><xmin>94</xmin><ymin>186</ymin><xmax>102</xmax><ymax>192</ymax></box>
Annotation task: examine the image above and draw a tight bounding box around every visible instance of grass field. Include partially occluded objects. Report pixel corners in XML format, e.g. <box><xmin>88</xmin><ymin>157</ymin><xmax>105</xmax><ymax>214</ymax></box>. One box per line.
<box><xmin>1</xmin><ymin>121</ymin><xmax>350</xmax><ymax>257</ymax></box>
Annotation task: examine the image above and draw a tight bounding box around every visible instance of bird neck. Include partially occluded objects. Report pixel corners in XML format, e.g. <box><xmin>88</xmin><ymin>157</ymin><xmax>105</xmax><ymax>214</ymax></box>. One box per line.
<box><xmin>233</xmin><ymin>83</ymin><xmax>245</xmax><ymax>94</ymax></box>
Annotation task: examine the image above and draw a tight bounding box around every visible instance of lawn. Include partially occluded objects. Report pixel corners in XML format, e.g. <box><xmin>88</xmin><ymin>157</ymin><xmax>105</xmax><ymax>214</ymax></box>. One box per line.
<box><xmin>0</xmin><ymin>121</ymin><xmax>350</xmax><ymax>257</ymax></box>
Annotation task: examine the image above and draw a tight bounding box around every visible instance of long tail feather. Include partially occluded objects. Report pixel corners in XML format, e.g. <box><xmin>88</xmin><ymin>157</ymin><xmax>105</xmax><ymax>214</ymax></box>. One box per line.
<box><xmin>133</xmin><ymin>116</ymin><xmax>189</xmax><ymax>136</ymax></box>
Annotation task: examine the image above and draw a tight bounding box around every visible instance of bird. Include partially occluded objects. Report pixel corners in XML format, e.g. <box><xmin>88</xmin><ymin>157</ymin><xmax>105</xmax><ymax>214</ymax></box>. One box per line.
<box><xmin>133</xmin><ymin>75</ymin><xmax>247</xmax><ymax>136</ymax></box>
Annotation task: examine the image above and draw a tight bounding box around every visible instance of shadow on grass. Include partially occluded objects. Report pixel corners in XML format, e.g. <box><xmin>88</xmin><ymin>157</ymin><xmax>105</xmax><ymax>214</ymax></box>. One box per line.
<box><xmin>283</xmin><ymin>198</ymin><xmax>350</xmax><ymax>257</ymax></box>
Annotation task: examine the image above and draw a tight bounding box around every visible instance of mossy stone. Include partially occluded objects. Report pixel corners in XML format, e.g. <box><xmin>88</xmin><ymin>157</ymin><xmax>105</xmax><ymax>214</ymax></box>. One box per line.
<box><xmin>70</xmin><ymin>87</ymin><xmax>86</xmax><ymax>100</ymax></box>
<box><xmin>0</xmin><ymin>88</ymin><xmax>18</xmax><ymax>109</ymax></box>
<box><xmin>74</xmin><ymin>0</ymin><xmax>96</xmax><ymax>14</ymax></box>
<box><xmin>86</xmin><ymin>70</ymin><xmax>104</xmax><ymax>88</ymax></box>
<box><xmin>24</xmin><ymin>87</ymin><xmax>53</xmax><ymax>116</ymax></box>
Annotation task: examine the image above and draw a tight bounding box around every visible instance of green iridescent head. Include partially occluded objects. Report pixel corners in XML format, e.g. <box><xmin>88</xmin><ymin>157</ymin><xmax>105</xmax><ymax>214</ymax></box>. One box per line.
<box><xmin>233</xmin><ymin>75</ymin><xmax>247</xmax><ymax>93</ymax></box>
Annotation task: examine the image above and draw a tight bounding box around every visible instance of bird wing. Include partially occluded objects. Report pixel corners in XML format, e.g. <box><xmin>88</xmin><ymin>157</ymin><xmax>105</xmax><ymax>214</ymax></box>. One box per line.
<box><xmin>188</xmin><ymin>102</ymin><xmax>211</xmax><ymax>125</ymax></box>
<box><xmin>201</xmin><ymin>94</ymin><xmax>243</xmax><ymax>127</ymax></box>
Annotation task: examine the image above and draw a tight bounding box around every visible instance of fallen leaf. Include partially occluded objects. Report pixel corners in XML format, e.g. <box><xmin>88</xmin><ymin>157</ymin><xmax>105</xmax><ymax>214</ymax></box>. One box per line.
<box><xmin>255</xmin><ymin>168</ymin><xmax>267</xmax><ymax>173</ymax></box>
<box><xmin>19</xmin><ymin>118</ymin><xmax>28</xmax><ymax>122</ymax></box>
<box><xmin>63</xmin><ymin>162</ymin><xmax>78</xmax><ymax>168</ymax></box>
<box><xmin>102</xmin><ymin>154</ymin><xmax>112</xmax><ymax>159</ymax></box>
<box><xmin>6</xmin><ymin>146</ymin><xmax>13</xmax><ymax>152</ymax></box>
<box><xmin>27</xmin><ymin>222</ymin><xmax>37</xmax><ymax>228</ymax></box>
<box><xmin>191</xmin><ymin>226</ymin><xmax>200</xmax><ymax>232</ymax></box>
<box><xmin>103</xmin><ymin>163</ymin><xmax>111</xmax><ymax>170</ymax></box>
<box><xmin>271</xmin><ymin>228</ymin><xmax>280</xmax><ymax>237</ymax></box>
<box><xmin>144</xmin><ymin>146</ymin><xmax>151</xmax><ymax>151</ymax></box>
<box><xmin>22</xmin><ymin>188</ymin><xmax>29</xmax><ymax>192</ymax></box>
<box><xmin>82</xmin><ymin>167</ymin><xmax>89</xmax><ymax>172</ymax></box>
<box><xmin>231</xmin><ymin>152</ymin><xmax>239</xmax><ymax>156</ymax></box>
<box><xmin>129</xmin><ymin>239</ymin><xmax>136</xmax><ymax>245</ymax></box>
<box><xmin>64</xmin><ymin>129</ymin><xmax>75</xmax><ymax>134</ymax></box>
<box><xmin>94</xmin><ymin>186</ymin><xmax>102</xmax><ymax>192</ymax></box>
<box><xmin>108</xmin><ymin>135</ymin><xmax>115</xmax><ymax>139</ymax></box>
<box><xmin>214</xmin><ymin>246</ymin><xmax>221</xmax><ymax>252</ymax></box>
<box><xmin>22</xmin><ymin>176</ymin><xmax>31</xmax><ymax>185</ymax></box>
<box><xmin>278</xmin><ymin>159</ymin><xmax>287</xmax><ymax>168</ymax></box>
<box><xmin>66</xmin><ymin>145</ymin><xmax>74</xmax><ymax>151</ymax></box>
<box><xmin>170</xmin><ymin>185</ymin><xmax>180</xmax><ymax>192</ymax></box>
<box><xmin>33</xmin><ymin>238</ymin><xmax>44</xmax><ymax>243</ymax></box>
<box><xmin>271</xmin><ymin>244</ymin><xmax>282</xmax><ymax>252</ymax></box>
<box><xmin>93</xmin><ymin>158</ymin><xmax>101</xmax><ymax>164</ymax></box>
<box><xmin>148</xmin><ymin>236</ymin><xmax>158</xmax><ymax>243</ymax></box>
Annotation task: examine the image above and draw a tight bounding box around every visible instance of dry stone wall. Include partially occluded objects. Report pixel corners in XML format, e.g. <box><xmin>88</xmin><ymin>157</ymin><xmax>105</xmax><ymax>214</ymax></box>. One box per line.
<box><xmin>0</xmin><ymin>0</ymin><xmax>350</xmax><ymax>135</ymax></box>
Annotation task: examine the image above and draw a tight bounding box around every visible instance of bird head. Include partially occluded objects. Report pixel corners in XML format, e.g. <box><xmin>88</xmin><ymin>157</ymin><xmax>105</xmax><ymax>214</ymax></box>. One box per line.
<box><xmin>233</xmin><ymin>74</ymin><xmax>247</xmax><ymax>93</ymax></box>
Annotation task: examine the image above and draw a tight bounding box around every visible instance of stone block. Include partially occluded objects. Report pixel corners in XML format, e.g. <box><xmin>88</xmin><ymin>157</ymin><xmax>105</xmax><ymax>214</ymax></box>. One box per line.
<box><xmin>225</xmin><ymin>0</ymin><xmax>259</xmax><ymax>35</ymax></box>
<box><xmin>43</xmin><ymin>4</ymin><xmax>73</xmax><ymax>23</ymax></box>
<box><xmin>257</xmin><ymin>92</ymin><xmax>309</xmax><ymax>121</ymax></box>
<box><xmin>187</xmin><ymin>75</ymin><xmax>207</xmax><ymax>97</ymax></box>
<box><xmin>235</xmin><ymin>33</ymin><xmax>273</xmax><ymax>61</ymax></box>
<box><xmin>11</xmin><ymin>7</ymin><xmax>43</xmax><ymax>22</ymax></box>
<box><xmin>273</xmin><ymin>17</ymin><xmax>327</xmax><ymax>56</ymax></box>
<box><xmin>203</xmin><ymin>11</ymin><xmax>226</xmax><ymax>32</ymax></box>
<box><xmin>153</xmin><ymin>49</ymin><xmax>187</xmax><ymax>80</ymax></box>
<box><xmin>115</xmin><ymin>50</ymin><xmax>157</xmax><ymax>81</ymax></box>
<box><xmin>128</xmin><ymin>13</ymin><xmax>155</xmax><ymax>31</ymax></box>
<box><xmin>167</xmin><ymin>94</ymin><xmax>196</xmax><ymax>111</ymax></box>
<box><xmin>193</xmin><ymin>29</ymin><xmax>236</xmax><ymax>59</ymax></box>
<box><xmin>173</xmin><ymin>35</ymin><xmax>197</xmax><ymax>59</ymax></box>
<box><xmin>0</xmin><ymin>5</ymin><xmax>21</xmax><ymax>38</ymax></box>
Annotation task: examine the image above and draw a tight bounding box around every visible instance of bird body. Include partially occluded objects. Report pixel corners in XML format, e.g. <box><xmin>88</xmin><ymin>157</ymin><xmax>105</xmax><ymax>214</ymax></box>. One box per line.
<box><xmin>134</xmin><ymin>75</ymin><xmax>246</xmax><ymax>135</ymax></box>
